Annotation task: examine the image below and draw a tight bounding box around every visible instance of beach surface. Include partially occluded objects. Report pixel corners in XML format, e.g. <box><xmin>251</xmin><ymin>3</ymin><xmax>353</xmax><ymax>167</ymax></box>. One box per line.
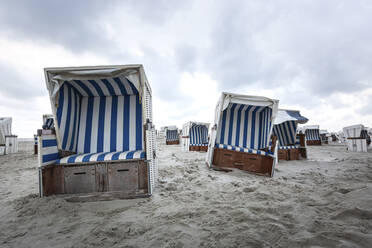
<box><xmin>0</xmin><ymin>140</ymin><xmax>371</xmax><ymax>248</ymax></box>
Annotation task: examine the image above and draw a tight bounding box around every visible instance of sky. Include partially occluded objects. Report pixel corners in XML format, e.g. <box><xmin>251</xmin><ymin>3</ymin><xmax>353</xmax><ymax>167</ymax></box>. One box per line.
<box><xmin>0</xmin><ymin>0</ymin><xmax>371</xmax><ymax>138</ymax></box>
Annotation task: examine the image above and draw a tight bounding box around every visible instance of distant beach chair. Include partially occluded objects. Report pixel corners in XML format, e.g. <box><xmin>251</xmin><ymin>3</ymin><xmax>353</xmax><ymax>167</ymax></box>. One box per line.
<box><xmin>38</xmin><ymin>65</ymin><xmax>157</xmax><ymax>198</ymax></box>
<box><xmin>343</xmin><ymin>124</ymin><xmax>370</xmax><ymax>152</ymax></box>
<box><xmin>304</xmin><ymin>125</ymin><xmax>321</xmax><ymax>145</ymax></box>
<box><xmin>0</xmin><ymin>117</ymin><xmax>18</xmax><ymax>155</ymax></box>
<box><xmin>182</xmin><ymin>122</ymin><xmax>210</xmax><ymax>152</ymax></box>
<box><xmin>206</xmin><ymin>92</ymin><xmax>279</xmax><ymax>177</ymax></box>
<box><xmin>166</xmin><ymin>126</ymin><xmax>180</xmax><ymax>145</ymax></box>
<box><xmin>273</xmin><ymin>109</ymin><xmax>308</xmax><ymax>161</ymax></box>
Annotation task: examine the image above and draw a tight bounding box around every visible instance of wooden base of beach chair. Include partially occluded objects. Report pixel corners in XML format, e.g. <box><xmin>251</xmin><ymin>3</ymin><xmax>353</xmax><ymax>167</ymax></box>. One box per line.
<box><xmin>41</xmin><ymin>160</ymin><xmax>149</xmax><ymax>198</ymax></box>
<box><xmin>34</xmin><ymin>144</ymin><xmax>38</xmax><ymax>155</ymax></box>
<box><xmin>289</xmin><ymin>148</ymin><xmax>299</xmax><ymax>160</ymax></box>
<box><xmin>278</xmin><ymin>149</ymin><xmax>289</xmax><ymax>161</ymax></box>
<box><xmin>306</xmin><ymin>140</ymin><xmax>321</xmax><ymax>146</ymax></box>
<box><xmin>212</xmin><ymin>148</ymin><xmax>274</xmax><ymax>177</ymax></box>
<box><xmin>189</xmin><ymin>145</ymin><xmax>208</xmax><ymax>152</ymax></box>
<box><xmin>166</xmin><ymin>140</ymin><xmax>179</xmax><ymax>145</ymax></box>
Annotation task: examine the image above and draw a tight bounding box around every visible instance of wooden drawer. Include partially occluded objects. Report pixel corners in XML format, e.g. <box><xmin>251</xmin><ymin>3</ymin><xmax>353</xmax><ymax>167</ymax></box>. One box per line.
<box><xmin>64</xmin><ymin>165</ymin><xmax>96</xmax><ymax>194</ymax></box>
<box><xmin>107</xmin><ymin>162</ymin><xmax>138</xmax><ymax>192</ymax></box>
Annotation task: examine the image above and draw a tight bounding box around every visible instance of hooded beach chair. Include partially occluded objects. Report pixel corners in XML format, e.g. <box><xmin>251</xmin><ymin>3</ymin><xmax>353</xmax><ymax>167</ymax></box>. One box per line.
<box><xmin>0</xmin><ymin>117</ymin><xmax>18</xmax><ymax>155</ymax></box>
<box><xmin>182</xmin><ymin>122</ymin><xmax>210</xmax><ymax>152</ymax></box>
<box><xmin>273</xmin><ymin>109</ymin><xmax>308</xmax><ymax>161</ymax></box>
<box><xmin>343</xmin><ymin>124</ymin><xmax>369</xmax><ymax>152</ymax></box>
<box><xmin>304</xmin><ymin>125</ymin><xmax>321</xmax><ymax>145</ymax></box>
<box><xmin>38</xmin><ymin>65</ymin><xmax>157</xmax><ymax>198</ymax></box>
<box><xmin>206</xmin><ymin>92</ymin><xmax>279</xmax><ymax>177</ymax></box>
<box><xmin>166</xmin><ymin>126</ymin><xmax>180</xmax><ymax>145</ymax></box>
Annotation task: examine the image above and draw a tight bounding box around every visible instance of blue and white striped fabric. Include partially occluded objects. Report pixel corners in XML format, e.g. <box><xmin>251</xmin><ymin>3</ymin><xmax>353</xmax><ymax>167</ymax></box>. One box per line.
<box><xmin>215</xmin><ymin>143</ymin><xmax>274</xmax><ymax>157</ymax></box>
<box><xmin>190</xmin><ymin>124</ymin><xmax>208</xmax><ymax>145</ymax></box>
<box><xmin>56</xmin><ymin>150</ymin><xmax>145</xmax><ymax>165</ymax></box>
<box><xmin>40</xmin><ymin>135</ymin><xmax>59</xmax><ymax>166</ymax></box>
<box><xmin>216</xmin><ymin>103</ymin><xmax>273</xmax><ymax>150</ymax></box>
<box><xmin>273</xmin><ymin>121</ymin><xmax>297</xmax><ymax>146</ymax></box>
<box><xmin>56</xmin><ymin>80</ymin><xmax>143</xmax><ymax>154</ymax></box>
<box><xmin>278</xmin><ymin>145</ymin><xmax>299</xmax><ymax>150</ymax></box>
<box><xmin>305</xmin><ymin>129</ymin><xmax>320</xmax><ymax>141</ymax></box>
<box><xmin>166</xmin><ymin>129</ymin><xmax>179</xmax><ymax>141</ymax></box>
<box><xmin>43</xmin><ymin>118</ymin><xmax>54</xmax><ymax>129</ymax></box>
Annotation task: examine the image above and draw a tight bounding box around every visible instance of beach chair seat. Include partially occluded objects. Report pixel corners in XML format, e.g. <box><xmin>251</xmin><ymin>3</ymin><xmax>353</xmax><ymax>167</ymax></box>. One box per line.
<box><xmin>215</xmin><ymin>143</ymin><xmax>274</xmax><ymax>157</ymax></box>
<box><xmin>56</xmin><ymin>150</ymin><xmax>146</xmax><ymax>165</ymax></box>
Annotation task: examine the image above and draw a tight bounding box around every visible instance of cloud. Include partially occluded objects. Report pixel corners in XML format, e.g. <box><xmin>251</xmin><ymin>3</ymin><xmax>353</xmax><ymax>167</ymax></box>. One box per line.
<box><xmin>0</xmin><ymin>0</ymin><xmax>372</xmax><ymax>136</ymax></box>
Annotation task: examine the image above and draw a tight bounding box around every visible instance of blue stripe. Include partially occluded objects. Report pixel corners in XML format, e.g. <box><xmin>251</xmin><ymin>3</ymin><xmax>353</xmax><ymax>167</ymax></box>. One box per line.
<box><xmin>97</xmin><ymin>152</ymin><xmax>111</xmax><ymax>161</ymax></box>
<box><xmin>88</xmin><ymin>80</ymin><xmax>104</xmax><ymax>96</ymax></box>
<box><xmin>82</xmin><ymin>153</ymin><xmax>94</xmax><ymax>162</ymax></box>
<box><xmin>74</xmin><ymin>80</ymin><xmax>94</xmax><ymax>96</ymax></box>
<box><xmin>220</xmin><ymin>109</ymin><xmax>227</xmax><ymax>144</ymax></box>
<box><xmin>123</xmin><ymin>96</ymin><xmax>130</xmax><ymax>150</ymax></box>
<box><xmin>126</xmin><ymin>151</ymin><xmax>135</xmax><ymax>159</ymax></box>
<box><xmin>67</xmin><ymin>154</ymin><xmax>80</xmax><ymax>163</ymax></box>
<box><xmin>62</xmin><ymin>85</ymin><xmax>72</xmax><ymax>149</ymax></box>
<box><xmin>97</xmin><ymin>97</ymin><xmax>106</xmax><ymax>152</ymax></box>
<box><xmin>243</xmin><ymin>106</ymin><xmax>251</xmax><ymax>147</ymax></box>
<box><xmin>127</xmin><ymin>78</ymin><xmax>138</xmax><ymax>94</ymax></box>
<box><xmin>112</xmin><ymin>151</ymin><xmax>122</xmax><ymax>160</ymax></box>
<box><xmin>110</xmin><ymin>96</ymin><xmax>118</xmax><ymax>151</ymax></box>
<box><xmin>135</xmin><ymin>95</ymin><xmax>142</xmax><ymax>150</ymax></box>
<box><xmin>113</xmin><ymin>77</ymin><xmax>128</xmax><ymax>95</ymax></box>
<box><xmin>56</xmin><ymin>83</ymin><xmax>65</xmax><ymax>127</ymax></box>
<box><xmin>42</xmin><ymin>153</ymin><xmax>59</xmax><ymax>163</ymax></box>
<box><xmin>101</xmin><ymin>79</ymin><xmax>116</xmax><ymax>95</ymax></box>
<box><xmin>84</xmin><ymin>97</ymin><xmax>94</xmax><ymax>153</ymax></box>
<box><xmin>250</xmin><ymin>106</ymin><xmax>258</xmax><ymax>147</ymax></box>
<box><xmin>42</xmin><ymin>139</ymin><xmax>57</xmax><ymax>147</ymax></box>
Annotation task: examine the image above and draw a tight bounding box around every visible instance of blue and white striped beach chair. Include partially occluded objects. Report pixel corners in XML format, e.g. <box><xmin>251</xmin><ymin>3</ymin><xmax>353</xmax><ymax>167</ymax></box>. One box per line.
<box><xmin>166</xmin><ymin>127</ymin><xmax>179</xmax><ymax>145</ymax></box>
<box><xmin>206</xmin><ymin>92</ymin><xmax>279</xmax><ymax>177</ymax></box>
<box><xmin>181</xmin><ymin>122</ymin><xmax>209</xmax><ymax>152</ymax></box>
<box><xmin>38</xmin><ymin>65</ymin><xmax>157</xmax><ymax>198</ymax></box>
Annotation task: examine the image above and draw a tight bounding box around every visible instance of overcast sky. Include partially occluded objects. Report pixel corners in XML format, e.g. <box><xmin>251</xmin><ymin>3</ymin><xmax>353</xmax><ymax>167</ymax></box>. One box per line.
<box><xmin>0</xmin><ymin>0</ymin><xmax>371</xmax><ymax>137</ymax></box>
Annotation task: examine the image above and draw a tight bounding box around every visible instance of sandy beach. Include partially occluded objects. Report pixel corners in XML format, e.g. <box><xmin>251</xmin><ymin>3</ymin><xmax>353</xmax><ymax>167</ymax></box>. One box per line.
<box><xmin>0</xmin><ymin>140</ymin><xmax>371</xmax><ymax>248</ymax></box>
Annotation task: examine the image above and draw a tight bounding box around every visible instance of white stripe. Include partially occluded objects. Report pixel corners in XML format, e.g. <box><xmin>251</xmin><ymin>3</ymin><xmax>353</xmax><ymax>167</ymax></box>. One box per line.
<box><xmin>90</xmin><ymin>97</ymin><xmax>100</xmax><ymax>152</ymax></box>
<box><xmin>59</xmin><ymin>84</ymin><xmax>69</xmax><ymax>147</ymax></box>
<box><xmin>231</xmin><ymin>106</ymin><xmax>238</xmax><ymax>146</ymax></box>
<box><xmin>67</xmin><ymin>80</ymin><xmax>89</xmax><ymax>96</ymax></box>
<box><xmin>118</xmin><ymin>151</ymin><xmax>130</xmax><ymax>160</ymax></box>
<box><xmin>65</xmin><ymin>89</ymin><xmax>75</xmax><ymax>150</ymax></box>
<box><xmin>89</xmin><ymin>152</ymin><xmax>106</xmax><ymax>162</ymax></box>
<box><xmin>96</xmin><ymin>80</ymin><xmax>110</xmax><ymax>96</ymax></box>
<box><xmin>73</xmin><ymin>94</ymin><xmax>81</xmax><ymax>151</ymax></box>
<box><xmin>81</xmin><ymin>80</ymin><xmax>99</xmax><ymax>96</ymax></box>
<box><xmin>104</xmin><ymin>97</ymin><xmax>112</xmax><ymax>151</ymax></box>
<box><xmin>224</xmin><ymin>107</ymin><xmax>231</xmax><ymax>143</ymax></box>
<box><xmin>104</xmin><ymin>151</ymin><xmax>117</xmax><ymax>161</ymax></box>
<box><xmin>121</xmin><ymin>76</ymin><xmax>134</xmax><ymax>95</ymax></box>
<box><xmin>77</xmin><ymin>97</ymin><xmax>88</xmax><ymax>153</ymax></box>
<box><xmin>41</xmin><ymin>146</ymin><xmax>58</xmax><ymax>155</ymax></box>
<box><xmin>107</xmin><ymin>78</ymin><xmax>123</xmax><ymax>95</ymax></box>
<box><xmin>238</xmin><ymin>105</ymin><xmax>248</xmax><ymax>147</ymax></box>
<box><xmin>129</xmin><ymin>95</ymin><xmax>136</xmax><ymax>150</ymax></box>
<box><xmin>133</xmin><ymin>150</ymin><xmax>142</xmax><ymax>159</ymax></box>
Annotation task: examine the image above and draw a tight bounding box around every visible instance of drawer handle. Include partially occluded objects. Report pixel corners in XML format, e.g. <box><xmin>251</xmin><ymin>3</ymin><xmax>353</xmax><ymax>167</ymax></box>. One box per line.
<box><xmin>249</xmin><ymin>158</ymin><xmax>257</xmax><ymax>160</ymax></box>
<box><xmin>224</xmin><ymin>154</ymin><xmax>232</xmax><ymax>157</ymax></box>
<box><xmin>74</xmin><ymin>172</ymin><xmax>86</xmax><ymax>175</ymax></box>
<box><xmin>117</xmin><ymin>169</ymin><xmax>129</xmax><ymax>172</ymax></box>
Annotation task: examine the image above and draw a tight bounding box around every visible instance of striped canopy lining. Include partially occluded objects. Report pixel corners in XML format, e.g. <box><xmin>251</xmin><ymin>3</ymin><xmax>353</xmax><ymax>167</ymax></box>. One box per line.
<box><xmin>43</xmin><ymin>118</ymin><xmax>54</xmax><ymax>129</ymax></box>
<box><xmin>273</xmin><ymin>121</ymin><xmax>297</xmax><ymax>146</ymax></box>
<box><xmin>215</xmin><ymin>143</ymin><xmax>274</xmax><ymax>157</ymax></box>
<box><xmin>190</xmin><ymin>125</ymin><xmax>208</xmax><ymax>146</ymax></box>
<box><xmin>166</xmin><ymin>129</ymin><xmax>179</xmax><ymax>141</ymax></box>
<box><xmin>216</xmin><ymin>103</ymin><xmax>273</xmax><ymax>150</ymax></box>
<box><xmin>56</xmin><ymin>75</ymin><xmax>143</xmax><ymax>156</ymax></box>
<box><xmin>305</xmin><ymin>129</ymin><xmax>320</xmax><ymax>141</ymax></box>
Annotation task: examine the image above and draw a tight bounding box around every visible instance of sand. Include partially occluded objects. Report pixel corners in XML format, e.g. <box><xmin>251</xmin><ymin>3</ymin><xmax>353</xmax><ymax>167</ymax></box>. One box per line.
<box><xmin>0</xmin><ymin>140</ymin><xmax>372</xmax><ymax>248</ymax></box>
